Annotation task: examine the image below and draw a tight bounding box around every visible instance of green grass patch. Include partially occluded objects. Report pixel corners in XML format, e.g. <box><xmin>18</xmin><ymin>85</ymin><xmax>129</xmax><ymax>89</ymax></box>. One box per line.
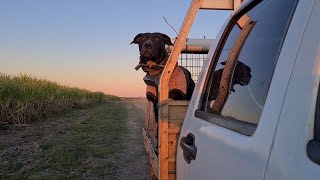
<box><xmin>0</xmin><ymin>102</ymin><xmax>127</xmax><ymax>179</ymax></box>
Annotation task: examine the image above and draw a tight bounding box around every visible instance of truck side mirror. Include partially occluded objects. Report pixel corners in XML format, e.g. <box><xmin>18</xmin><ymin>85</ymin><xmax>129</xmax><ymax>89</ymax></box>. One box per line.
<box><xmin>307</xmin><ymin>139</ymin><xmax>320</xmax><ymax>165</ymax></box>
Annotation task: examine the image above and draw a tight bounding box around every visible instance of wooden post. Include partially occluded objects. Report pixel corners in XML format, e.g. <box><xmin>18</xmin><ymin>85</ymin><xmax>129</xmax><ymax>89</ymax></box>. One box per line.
<box><xmin>150</xmin><ymin>161</ymin><xmax>156</xmax><ymax>180</ymax></box>
<box><xmin>158</xmin><ymin>0</ymin><xmax>203</xmax><ymax>179</ymax></box>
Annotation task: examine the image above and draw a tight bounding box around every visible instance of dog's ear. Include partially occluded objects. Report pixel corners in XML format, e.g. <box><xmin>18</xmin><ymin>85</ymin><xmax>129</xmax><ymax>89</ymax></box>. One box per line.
<box><xmin>131</xmin><ymin>33</ymin><xmax>143</xmax><ymax>45</ymax></box>
<box><xmin>161</xmin><ymin>33</ymin><xmax>173</xmax><ymax>46</ymax></box>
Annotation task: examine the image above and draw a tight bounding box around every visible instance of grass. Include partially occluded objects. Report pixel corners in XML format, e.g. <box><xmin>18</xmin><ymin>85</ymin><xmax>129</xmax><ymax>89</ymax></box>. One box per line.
<box><xmin>0</xmin><ymin>102</ymin><xmax>127</xmax><ymax>179</ymax></box>
<box><xmin>0</xmin><ymin>73</ymin><xmax>120</xmax><ymax>124</ymax></box>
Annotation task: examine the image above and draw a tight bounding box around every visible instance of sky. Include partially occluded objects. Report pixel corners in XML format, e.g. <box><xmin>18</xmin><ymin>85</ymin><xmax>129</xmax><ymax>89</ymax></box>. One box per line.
<box><xmin>0</xmin><ymin>0</ymin><xmax>231</xmax><ymax>97</ymax></box>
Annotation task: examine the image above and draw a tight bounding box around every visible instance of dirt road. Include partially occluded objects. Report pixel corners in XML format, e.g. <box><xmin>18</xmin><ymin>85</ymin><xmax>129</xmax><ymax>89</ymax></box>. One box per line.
<box><xmin>116</xmin><ymin>99</ymin><xmax>149</xmax><ymax>179</ymax></box>
<box><xmin>0</xmin><ymin>99</ymin><xmax>149</xmax><ymax>179</ymax></box>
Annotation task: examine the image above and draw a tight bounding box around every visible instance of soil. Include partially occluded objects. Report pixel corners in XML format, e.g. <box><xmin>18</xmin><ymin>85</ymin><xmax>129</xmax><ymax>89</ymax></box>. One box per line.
<box><xmin>117</xmin><ymin>99</ymin><xmax>149</xmax><ymax>180</ymax></box>
<box><xmin>0</xmin><ymin>99</ymin><xmax>149</xmax><ymax>179</ymax></box>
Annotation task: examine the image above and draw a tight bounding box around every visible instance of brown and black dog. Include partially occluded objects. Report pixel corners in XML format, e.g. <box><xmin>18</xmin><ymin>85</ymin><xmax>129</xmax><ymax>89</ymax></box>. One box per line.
<box><xmin>209</xmin><ymin>60</ymin><xmax>252</xmax><ymax>101</ymax></box>
<box><xmin>131</xmin><ymin>32</ymin><xmax>195</xmax><ymax>121</ymax></box>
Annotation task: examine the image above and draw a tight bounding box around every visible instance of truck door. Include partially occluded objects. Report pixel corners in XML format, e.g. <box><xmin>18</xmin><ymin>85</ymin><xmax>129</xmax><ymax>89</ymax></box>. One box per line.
<box><xmin>265</xmin><ymin>0</ymin><xmax>320</xmax><ymax>179</ymax></box>
<box><xmin>177</xmin><ymin>0</ymin><xmax>299</xmax><ymax>179</ymax></box>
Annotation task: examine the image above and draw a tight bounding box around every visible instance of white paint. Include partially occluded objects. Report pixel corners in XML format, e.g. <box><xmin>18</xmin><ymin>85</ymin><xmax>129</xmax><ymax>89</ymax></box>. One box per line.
<box><xmin>177</xmin><ymin>0</ymin><xmax>320</xmax><ymax>179</ymax></box>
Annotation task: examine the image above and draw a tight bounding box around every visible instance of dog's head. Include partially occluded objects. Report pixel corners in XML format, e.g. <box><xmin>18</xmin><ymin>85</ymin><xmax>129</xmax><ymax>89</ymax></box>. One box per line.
<box><xmin>209</xmin><ymin>60</ymin><xmax>252</xmax><ymax>100</ymax></box>
<box><xmin>131</xmin><ymin>32</ymin><xmax>173</xmax><ymax>65</ymax></box>
<box><xmin>220</xmin><ymin>60</ymin><xmax>252</xmax><ymax>92</ymax></box>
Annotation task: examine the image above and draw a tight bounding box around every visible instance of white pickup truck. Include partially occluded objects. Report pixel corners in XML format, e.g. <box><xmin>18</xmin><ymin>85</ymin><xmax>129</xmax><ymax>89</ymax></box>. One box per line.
<box><xmin>142</xmin><ymin>0</ymin><xmax>320</xmax><ymax>179</ymax></box>
<box><xmin>176</xmin><ymin>0</ymin><xmax>320</xmax><ymax>179</ymax></box>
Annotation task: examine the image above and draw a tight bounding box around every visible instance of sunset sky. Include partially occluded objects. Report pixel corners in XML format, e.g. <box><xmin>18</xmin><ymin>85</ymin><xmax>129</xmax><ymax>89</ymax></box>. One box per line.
<box><xmin>0</xmin><ymin>0</ymin><xmax>230</xmax><ymax>97</ymax></box>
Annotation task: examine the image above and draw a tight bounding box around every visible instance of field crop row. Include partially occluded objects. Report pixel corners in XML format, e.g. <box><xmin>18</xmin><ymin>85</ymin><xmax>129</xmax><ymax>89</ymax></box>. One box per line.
<box><xmin>0</xmin><ymin>74</ymin><xmax>120</xmax><ymax>124</ymax></box>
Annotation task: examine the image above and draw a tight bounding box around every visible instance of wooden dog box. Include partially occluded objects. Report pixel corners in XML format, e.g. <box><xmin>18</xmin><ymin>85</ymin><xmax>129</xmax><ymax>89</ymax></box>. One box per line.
<box><xmin>143</xmin><ymin>100</ymin><xmax>189</xmax><ymax>180</ymax></box>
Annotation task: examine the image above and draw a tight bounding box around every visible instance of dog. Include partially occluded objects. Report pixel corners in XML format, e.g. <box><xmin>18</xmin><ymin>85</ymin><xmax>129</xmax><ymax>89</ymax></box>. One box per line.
<box><xmin>208</xmin><ymin>60</ymin><xmax>252</xmax><ymax>111</ymax></box>
<box><xmin>131</xmin><ymin>32</ymin><xmax>195</xmax><ymax>121</ymax></box>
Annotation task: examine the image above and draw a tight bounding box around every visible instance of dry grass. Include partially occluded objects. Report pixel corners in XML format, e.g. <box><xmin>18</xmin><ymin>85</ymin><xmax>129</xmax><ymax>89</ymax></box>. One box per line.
<box><xmin>0</xmin><ymin>73</ymin><xmax>120</xmax><ymax>124</ymax></box>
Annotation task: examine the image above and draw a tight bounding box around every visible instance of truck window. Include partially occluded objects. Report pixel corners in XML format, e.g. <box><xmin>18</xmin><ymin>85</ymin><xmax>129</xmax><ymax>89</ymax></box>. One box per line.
<box><xmin>199</xmin><ymin>0</ymin><xmax>299</xmax><ymax>135</ymax></box>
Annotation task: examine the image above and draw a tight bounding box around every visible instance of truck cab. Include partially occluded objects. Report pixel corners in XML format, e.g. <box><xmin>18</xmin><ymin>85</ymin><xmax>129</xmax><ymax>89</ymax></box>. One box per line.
<box><xmin>177</xmin><ymin>0</ymin><xmax>320</xmax><ymax>179</ymax></box>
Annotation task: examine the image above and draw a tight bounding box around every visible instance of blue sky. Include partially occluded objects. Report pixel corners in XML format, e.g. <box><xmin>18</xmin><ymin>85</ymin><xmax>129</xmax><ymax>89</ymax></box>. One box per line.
<box><xmin>0</xmin><ymin>0</ymin><xmax>231</xmax><ymax>97</ymax></box>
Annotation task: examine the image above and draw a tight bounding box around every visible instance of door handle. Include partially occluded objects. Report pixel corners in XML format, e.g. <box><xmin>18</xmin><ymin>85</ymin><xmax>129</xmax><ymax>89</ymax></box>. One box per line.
<box><xmin>180</xmin><ymin>133</ymin><xmax>197</xmax><ymax>164</ymax></box>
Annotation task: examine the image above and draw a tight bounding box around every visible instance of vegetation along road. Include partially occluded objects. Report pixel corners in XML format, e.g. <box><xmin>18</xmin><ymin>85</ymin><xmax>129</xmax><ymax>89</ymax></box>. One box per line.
<box><xmin>0</xmin><ymin>99</ymin><xmax>149</xmax><ymax>179</ymax></box>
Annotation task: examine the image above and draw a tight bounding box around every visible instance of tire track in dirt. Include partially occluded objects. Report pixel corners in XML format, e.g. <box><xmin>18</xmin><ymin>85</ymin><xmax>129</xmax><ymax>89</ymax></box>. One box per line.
<box><xmin>116</xmin><ymin>99</ymin><xmax>149</xmax><ymax>180</ymax></box>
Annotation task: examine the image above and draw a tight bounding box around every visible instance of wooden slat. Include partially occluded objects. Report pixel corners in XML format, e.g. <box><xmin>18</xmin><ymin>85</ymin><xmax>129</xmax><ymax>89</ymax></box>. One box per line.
<box><xmin>150</xmin><ymin>162</ymin><xmax>155</xmax><ymax>180</ymax></box>
<box><xmin>234</xmin><ymin>0</ymin><xmax>243</xmax><ymax>10</ymax></box>
<box><xmin>143</xmin><ymin>129</ymin><xmax>159</xmax><ymax>178</ymax></box>
<box><xmin>200</xmin><ymin>0</ymin><xmax>233</xmax><ymax>10</ymax></box>
<box><xmin>168</xmin><ymin>133</ymin><xmax>179</xmax><ymax>159</ymax></box>
<box><xmin>200</xmin><ymin>0</ymin><xmax>243</xmax><ymax>10</ymax></box>
<box><xmin>168</xmin><ymin>105</ymin><xmax>188</xmax><ymax>120</ymax></box>
<box><xmin>168</xmin><ymin>122</ymin><xmax>182</xmax><ymax>134</ymax></box>
<box><xmin>158</xmin><ymin>100</ymin><xmax>190</xmax><ymax>179</ymax></box>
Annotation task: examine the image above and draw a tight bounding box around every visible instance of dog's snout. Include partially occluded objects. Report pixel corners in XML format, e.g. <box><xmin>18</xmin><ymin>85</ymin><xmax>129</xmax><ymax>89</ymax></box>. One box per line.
<box><xmin>144</xmin><ymin>41</ymin><xmax>152</xmax><ymax>49</ymax></box>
